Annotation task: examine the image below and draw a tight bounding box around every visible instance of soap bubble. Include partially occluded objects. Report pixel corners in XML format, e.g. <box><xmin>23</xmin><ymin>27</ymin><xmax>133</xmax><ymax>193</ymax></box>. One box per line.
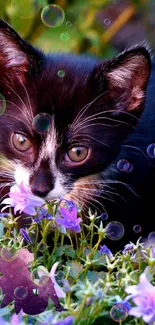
<box><xmin>14</xmin><ymin>286</ymin><xmax>28</xmax><ymax>300</ymax></box>
<box><xmin>117</xmin><ymin>159</ymin><xmax>133</xmax><ymax>173</ymax></box>
<box><xmin>1</xmin><ymin>247</ymin><xmax>18</xmax><ymax>262</ymax></box>
<box><xmin>31</xmin><ymin>266</ymin><xmax>49</xmax><ymax>286</ymax></box>
<box><xmin>110</xmin><ymin>303</ymin><xmax>128</xmax><ymax>322</ymax></box>
<box><xmin>83</xmin><ymin>246</ymin><xmax>93</xmax><ymax>257</ymax></box>
<box><xmin>105</xmin><ymin>221</ymin><xmax>125</xmax><ymax>240</ymax></box>
<box><xmin>32</xmin><ymin>113</ymin><xmax>52</xmax><ymax>134</ymax></box>
<box><xmin>133</xmin><ymin>224</ymin><xmax>142</xmax><ymax>233</ymax></box>
<box><xmin>60</xmin><ymin>32</ymin><xmax>70</xmax><ymax>41</ymax></box>
<box><xmin>0</xmin><ymin>94</ymin><xmax>6</xmax><ymax>116</ymax></box>
<box><xmin>104</xmin><ymin>18</ymin><xmax>111</xmax><ymax>26</ymax></box>
<box><xmin>57</xmin><ymin>70</ymin><xmax>65</xmax><ymax>78</ymax></box>
<box><xmin>147</xmin><ymin>144</ymin><xmax>155</xmax><ymax>158</ymax></box>
<box><xmin>38</xmin><ymin>242</ymin><xmax>48</xmax><ymax>252</ymax></box>
<box><xmin>66</xmin><ymin>21</ymin><xmax>72</xmax><ymax>27</ymax></box>
<box><xmin>101</xmin><ymin>212</ymin><xmax>108</xmax><ymax>221</ymax></box>
<box><xmin>148</xmin><ymin>231</ymin><xmax>155</xmax><ymax>241</ymax></box>
<box><xmin>41</xmin><ymin>4</ymin><xmax>65</xmax><ymax>28</ymax></box>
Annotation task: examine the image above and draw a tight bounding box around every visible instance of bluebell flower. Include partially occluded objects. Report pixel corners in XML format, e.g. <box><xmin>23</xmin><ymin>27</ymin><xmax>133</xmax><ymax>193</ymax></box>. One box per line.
<box><xmin>20</xmin><ymin>228</ymin><xmax>31</xmax><ymax>244</ymax></box>
<box><xmin>54</xmin><ymin>316</ymin><xmax>74</xmax><ymax>325</ymax></box>
<box><xmin>34</xmin><ymin>208</ymin><xmax>53</xmax><ymax>223</ymax></box>
<box><xmin>125</xmin><ymin>273</ymin><xmax>155</xmax><ymax>323</ymax></box>
<box><xmin>1</xmin><ymin>181</ymin><xmax>45</xmax><ymax>216</ymax></box>
<box><xmin>99</xmin><ymin>245</ymin><xmax>113</xmax><ymax>259</ymax></box>
<box><xmin>113</xmin><ymin>300</ymin><xmax>131</xmax><ymax>312</ymax></box>
<box><xmin>122</xmin><ymin>243</ymin><xmax>135</xmax><ymax>255</ymax></box>
<box><xmin>56</xmin><ymin>206</ymin><xmax>82</xmax><ymax>234</ymax></box>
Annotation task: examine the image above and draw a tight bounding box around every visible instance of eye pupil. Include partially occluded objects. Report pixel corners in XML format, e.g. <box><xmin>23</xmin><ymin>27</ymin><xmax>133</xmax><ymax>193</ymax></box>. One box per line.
<box><xmin>67</xmin><ymin>146</ymin><xmax>88</xmax><ymax>162</ymax></box>
<box><xmin>12</xmin><ymin>133</ymin><xmax>31</xmax><ymax>152</ymax></box>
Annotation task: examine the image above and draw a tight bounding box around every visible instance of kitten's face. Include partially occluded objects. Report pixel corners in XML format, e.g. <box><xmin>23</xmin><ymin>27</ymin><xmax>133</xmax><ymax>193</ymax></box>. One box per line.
<box><xmin>0</xmin><ymin>20</ymin><xmax>151</xmax><ymax>212</ymax></box>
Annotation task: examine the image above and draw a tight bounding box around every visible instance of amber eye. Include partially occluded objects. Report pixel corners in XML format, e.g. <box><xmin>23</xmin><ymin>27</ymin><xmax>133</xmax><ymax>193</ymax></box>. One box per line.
<box><xmin>67</xmin><ymin>146</ymin><xmax>89</xmax><ymax>162</ymax></box>
<box><xmin>12</xmin><ymin>133</ymin><xmax>32</xmax><ymax>152</ymax></box>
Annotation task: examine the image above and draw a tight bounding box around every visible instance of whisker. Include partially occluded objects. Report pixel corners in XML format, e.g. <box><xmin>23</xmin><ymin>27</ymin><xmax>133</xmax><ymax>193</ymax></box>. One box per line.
<box><xmin>70</xmin><ymin>134</ymin><xmax>110</xmax><ymax>147</ymax></box>
<box><xmin>122</xmin><ymin>144</ymin><xmax>153</xmax><ymax>164</ymax></box>
<box><xmin>20</xmin><ymin>82</ymin><xmax>33</xmax><ymax>120</ymax></box>
<box><xmin>71</xmin><ymin>91</ymin><xmax>109</xmax><ymax>128</ymax></box>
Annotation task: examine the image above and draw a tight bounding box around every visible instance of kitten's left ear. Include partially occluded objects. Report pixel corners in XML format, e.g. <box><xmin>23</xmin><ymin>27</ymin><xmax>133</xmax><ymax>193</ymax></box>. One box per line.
<box><xmin>93</xmin><ymin>46</ymin><xmax>151</xmax><ymax>113</ymax></box>
<box><xmin>0</xmin><ymin>19</ymin><xmax>42</xmax><ymax>84</ymax></box>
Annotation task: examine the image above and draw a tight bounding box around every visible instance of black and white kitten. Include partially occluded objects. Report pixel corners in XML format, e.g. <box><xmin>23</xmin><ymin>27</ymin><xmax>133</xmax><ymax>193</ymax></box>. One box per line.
<box><xmin>0</xmin><ymin>19</ymin><xmax>154</xmax><ymax>250</ymax></box>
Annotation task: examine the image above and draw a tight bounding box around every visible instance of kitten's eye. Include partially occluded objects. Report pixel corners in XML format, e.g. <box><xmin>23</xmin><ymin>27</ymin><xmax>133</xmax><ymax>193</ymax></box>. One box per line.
<box><xmin>12</xmin><ymin>133</ymin><xmax>32</xmax><ymax>152</ymax></box>
<box><xmin>67</xmin><ymin>146</ymin><xmax>89</xmax><ymax>163</ymax></box>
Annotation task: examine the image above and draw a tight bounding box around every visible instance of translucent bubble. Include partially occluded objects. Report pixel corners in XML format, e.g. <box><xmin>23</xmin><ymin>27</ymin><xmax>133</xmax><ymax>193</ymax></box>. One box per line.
<box><xmin>101</xmin><ymin>212</ymin><xmax>108</xmax><ymax>221</ymax></box>
<box><xmin>12</xmin><ymin>0</ymin><xmax>41</xmax><ymax>19</ymax></box>
<box><xmin>104</xmin><ymin>18</ymin><xmax>111</xmax><ymax>26</ymax></box>
<box><xmin>14</xmin><ymin>286</ymin><xmax>28</xmax><ymax>300</ymax></box>
<box><xmin>60</xmin><ymin>32</ymin><xmax>70</xmax><ymax>41</ymax></box>
<box><xmin>37</xmin><ymin>242</ymin><xmax>48</xmax><ymax>252</ymax></box>
<box><xmin>1</xmin><ymin>247</ymin><xmax>18</xmax><ymax>262</ymax></box>
<box><xmin>133</xmin><ymin>224</ymin><xmax>142</xmax><ymax>233</ymax></box>
<box><xmin>31</xmin><ymin>266</ymin><xmax>49</xmax><ymax>286</ymax></box>
<box><xmin>57</xmin><ymin>70</ymin><xmax>65</xmax><ymax>78</ymax></box>
<box><xmin>0</xmin><ymin>94</ymin><xmax>6</xmax><ymax>116</ymax></box>
<box><xmin>105</xmin><ymin>221</ymin><xmax>125</xmax><ymax>240</ymax></box>
<box><xmin>110</xmin><ymin>304</ymin><xmax>128</xmax><ymax>322</ymax></box>
<box><xmin>32</xmin><ymin>113</ymin><xmax>52</xmax><ymax>134</ymax></box>
<box><xmin>83</xmin><ymin>246</ymin><xmax>93</xmax><ymax>257</ymax></box>
<box><xmin>41</xmin><ymin>5</ymin><xmax>65</xmax><ymax>28</ymax></box>
<box><xmin>147</xmin><ymin>144</ymin><xmax>155</xmax><ymax>158</ymax></box>
<box><xmin>117</xmin><ymin>159</ymin><xmax>133</xmax><ymax>173</ymax></box>
<box><xmin>148</xmin><ymin>232</ymin><xmax>155</xmax><ymax>241</ymax></box>
<box><xmin>66</xmin><ymin>21</ymin><xmax>72</xmax><ymax>27</ymax></box>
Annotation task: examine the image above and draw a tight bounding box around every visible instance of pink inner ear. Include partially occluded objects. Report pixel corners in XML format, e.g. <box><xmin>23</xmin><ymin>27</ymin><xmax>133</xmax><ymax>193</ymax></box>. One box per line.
<box><xmin>105</xmin><ymin>54</ymin><xmax>150</xmax><ymax>112</ymax></box>
<box><xmin>0</xmin><ymin>31</ymin><xmax>28</xmax><ymax>74</ymax></box>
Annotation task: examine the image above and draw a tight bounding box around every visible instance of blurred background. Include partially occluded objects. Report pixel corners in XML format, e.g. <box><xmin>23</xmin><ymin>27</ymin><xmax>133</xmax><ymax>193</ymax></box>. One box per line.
<box><xmin>0</xmin><ymin>0</ymin><xmax>155</xmax><ymax>58</ymax></box>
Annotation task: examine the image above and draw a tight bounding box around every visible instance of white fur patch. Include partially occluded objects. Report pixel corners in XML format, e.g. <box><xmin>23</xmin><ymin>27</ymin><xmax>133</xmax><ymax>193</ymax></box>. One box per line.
<box><xmin>14</xmin><ymin>164</ymin><xmax>30</xmax><ymax>186</ymax></box>
<box><xmin>46</xmin><ymin>171</ymin><xmax>67</xmax><ymax>200</ymax></box>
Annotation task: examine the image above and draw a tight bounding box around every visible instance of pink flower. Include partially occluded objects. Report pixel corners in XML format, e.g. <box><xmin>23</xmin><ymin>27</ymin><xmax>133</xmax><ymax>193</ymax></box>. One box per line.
<box><xmin>125</xmin><ymin>273</ymin><xmax>155</xmax><ymax>323</ymax></box>
<box><xmin>49</xmin><ymin>262</ymin><xmax>66</xmax><ymax>298</ymax></box>
<box><xmin>1</xmin><ymin>181</ymin><xmax>45</xmax><ymax>216</ymax></box>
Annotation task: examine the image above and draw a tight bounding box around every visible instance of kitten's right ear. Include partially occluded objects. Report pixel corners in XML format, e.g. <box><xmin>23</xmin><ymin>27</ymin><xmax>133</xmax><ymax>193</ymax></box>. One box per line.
<box><xmin>0</xmin><ymin>19</ymin><xmax>42</xmax><ymax>85</ymax></box>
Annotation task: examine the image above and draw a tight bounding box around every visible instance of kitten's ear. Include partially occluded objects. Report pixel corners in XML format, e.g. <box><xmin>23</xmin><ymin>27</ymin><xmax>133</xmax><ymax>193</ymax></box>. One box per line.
<box><xmin>94</xmin><ymin>46</ymin><xmax>151</xmax><ymax>113</ymax></box>
<box><xmin>0</xmin><ymin>19</ymin><xmax>41</xmax><ymax>84</ymax></box>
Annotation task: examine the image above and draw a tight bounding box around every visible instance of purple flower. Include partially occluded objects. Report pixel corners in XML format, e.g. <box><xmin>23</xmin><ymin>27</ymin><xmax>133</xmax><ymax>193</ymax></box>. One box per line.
<box><xmin>56</xmin><ymin>205</ymin><xmax>82</xmax><ymax>234</ymax></box>
<box><xmin>122</xmin><ymin>243</ymin><xmax>135</xmax><ymax>255</ymax></box>
<box><xmin>54</xmin><ymin>316</ymin><xmax>74</xmax><ymax>325</ymax></box>
<box><xmin>125</xmin><ymin>273</ymin><xmax>155</xmax><ymax>323</ymax></box>
<box><xmin>34</xmin><ymin>208</ymin><xmax>53</xmax><ymax>223</ymax></box>
<box><xmin>1</xmin><ymin>181</ymin><xmax>45</xmax><ymax>216</ymax></box>
<box><xmin>20</xmin><ymin>228</ymin><xmax>31</xmax><ymax>244</ymax></box>
<box><xmin>99</xmin><ymin>245</ymin><xmax>113</xmax><ymax>259</ymax></box>
<box><xmin>113</xmin><ymin>300</ymin><xmax>131</xmax><ymax>312</ymax></box>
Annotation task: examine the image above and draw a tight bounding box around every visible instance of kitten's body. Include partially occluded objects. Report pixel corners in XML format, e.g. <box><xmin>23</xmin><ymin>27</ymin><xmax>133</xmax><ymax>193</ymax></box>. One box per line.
<box><xmin>0</xmin><ymin>19</ymin><xmax>154</xmax><ymax>250</ymax></box>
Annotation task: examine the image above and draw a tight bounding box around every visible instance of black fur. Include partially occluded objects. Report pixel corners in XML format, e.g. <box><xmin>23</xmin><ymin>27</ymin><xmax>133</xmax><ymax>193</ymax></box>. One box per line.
<box><xmin>0</xmin><ymin>19</ymin><xmax>154</xmax><ymax>250</ymax></box>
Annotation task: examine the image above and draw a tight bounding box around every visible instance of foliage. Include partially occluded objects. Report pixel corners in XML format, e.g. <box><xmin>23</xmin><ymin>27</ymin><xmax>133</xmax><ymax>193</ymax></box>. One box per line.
<box><xmin>0</xmin><ymin>183</ymin><xmax>154</xmax><ymax>324</ymax></box>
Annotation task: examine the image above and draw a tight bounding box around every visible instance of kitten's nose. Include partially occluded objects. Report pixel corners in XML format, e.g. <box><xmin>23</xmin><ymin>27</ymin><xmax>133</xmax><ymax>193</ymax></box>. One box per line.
<box><xmin>30</xmin><ymin>162</ymin><xmax>54</xmax><ymax>198</ymax></box>
<box><xmin>31</xmin><ymin>186</ymin><xmax>50</xmax><ymax>198</ymax></box>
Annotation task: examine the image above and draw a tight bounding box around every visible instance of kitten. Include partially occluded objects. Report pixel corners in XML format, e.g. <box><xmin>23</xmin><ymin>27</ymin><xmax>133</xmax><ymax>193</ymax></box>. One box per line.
<box><xmin>0</xmin><ymin>19</ymin><xmax>154</xmax><ymax>250</ymax></box>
